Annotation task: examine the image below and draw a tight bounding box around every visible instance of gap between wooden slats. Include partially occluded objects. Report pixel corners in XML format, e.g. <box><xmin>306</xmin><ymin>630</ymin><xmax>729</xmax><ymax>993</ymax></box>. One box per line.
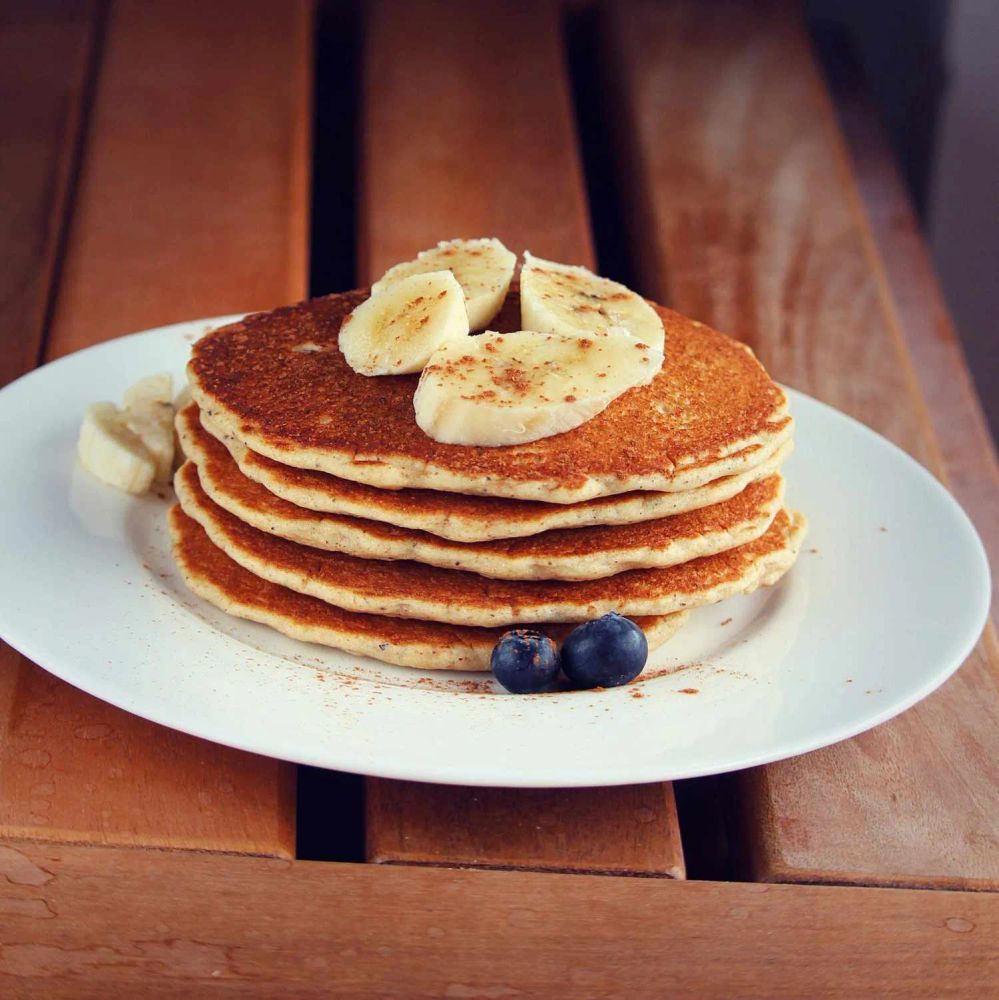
<box><xmin>0</xmin><ymin>0</ymin><xmax>314</xmax><ymax>856</ymax></box>
<box><xmin>357</xmin><ymin>0</ymin><xmax>685</xmax><ymax>878</ymax></box>
<box><xmin>602</xmin><ymin>0</ymin><xmax>999</xmax><ymax>889</ymax></box>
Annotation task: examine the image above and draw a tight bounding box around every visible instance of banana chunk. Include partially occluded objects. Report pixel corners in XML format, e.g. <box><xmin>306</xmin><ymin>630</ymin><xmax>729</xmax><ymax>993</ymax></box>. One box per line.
<box><xmin>123</xmin><ymin>372</ymin><xmax>172</xmax><ymax>411</ymax></box>
<box><xmin>372</xmin><ymin>237</ymin><xmax>516</xmax><ymax>330</ymax></box>
<box><xmin>123</xmin><ymin>372</ymin><xmax>175</xmax><ymax>481</ymax></box>
<box><xmin>520</xmin><ymin>251</ymin><xmax>665</xmax><ymax>352</ymax></box>
<box><xmin>78</xmin><ymin>402</ymin><xmax>156</xmax><ymax>494</ymax></box>
<box><xmin>340</xmin><ymin>270</ymin><xmax>469</xmax><ymax>376</ymax></box>
<box><xmin>414</xmin><ymin>328</ymin><xmax>664</xmax><ymax>447</ymax></box>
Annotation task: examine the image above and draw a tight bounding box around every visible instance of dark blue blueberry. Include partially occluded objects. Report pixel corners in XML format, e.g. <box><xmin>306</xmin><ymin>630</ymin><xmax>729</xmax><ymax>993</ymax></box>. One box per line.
<box><xmin>561</xmin><ymin>612</ymin><xmax>648</xmax><ymax>689</ymax></box>
<box><xmin>490</xmin><ymin>629</ymin><xmax>560</xmax><ymax>694</ymax></box>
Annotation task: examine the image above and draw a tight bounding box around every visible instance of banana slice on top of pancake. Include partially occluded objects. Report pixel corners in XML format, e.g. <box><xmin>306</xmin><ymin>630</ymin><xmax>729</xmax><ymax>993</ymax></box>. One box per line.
<box><xmin>371</xmin><ymin>237</ymin><xmax>516</xmax><ymax>330</ymax></box>
<box><xmin>339</xmin><ymin>270</ymin><xmax>469</xmax><ymax>376</ymax></box>
<box><xmin>520</xmin><ymin>251</ymin><xmax>665</xmax><ymax>352</ymax></box>
<box><xmin>414</xmin><ymin>327</ymin><xmax>664</xmax><ymax>446</ymax></box>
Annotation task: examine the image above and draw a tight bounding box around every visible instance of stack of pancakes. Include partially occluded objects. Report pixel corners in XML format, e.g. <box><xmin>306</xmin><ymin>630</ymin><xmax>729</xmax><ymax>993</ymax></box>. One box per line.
<box><xmin>170</xmin><ymin>291</ymin><xmax>806</xmax><ymax>671</ymax></box>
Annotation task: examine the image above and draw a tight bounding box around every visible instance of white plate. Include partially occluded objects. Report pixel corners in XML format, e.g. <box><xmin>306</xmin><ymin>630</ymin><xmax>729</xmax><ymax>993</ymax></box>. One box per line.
<box><xmin>0</xmin><ymin>318</ymin><xmax>990</xmax><ymax>786</ymax></box>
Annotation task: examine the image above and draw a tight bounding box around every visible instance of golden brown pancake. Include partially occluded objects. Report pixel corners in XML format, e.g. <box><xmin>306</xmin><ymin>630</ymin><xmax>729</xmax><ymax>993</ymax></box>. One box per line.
<box><xmin>169</xmin><ymin>506</ymin><xmax>687</xmax><ymax>671</ymax></box>
<box><xmin>180</xmin><ymin>407</ymin><xmax>784</xmax><ymax>581</ymax></box>
<box><xmin>174</xmin><ymin>461</ymin><xmax>806</xmax><ymax>627</ymax></box>
<box><xmin>193</xmin><ymin>402</ymin><xmax>791</xmax><ymax>543</ymax></box>
<box><xmin>188</xmin><ymin>290</ymin><xmax>792</xmax><ymax>502</ymax></box>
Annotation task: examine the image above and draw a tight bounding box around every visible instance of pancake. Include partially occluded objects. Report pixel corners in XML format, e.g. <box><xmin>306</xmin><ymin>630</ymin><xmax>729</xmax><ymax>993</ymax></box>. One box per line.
<box><xmin>188</xmin><ymin>290</ymin><xmax>792</xmax><ymax>503</ymax></box>
<box><xmin>195</xmin><ymin>403</ymin><xmax>792</xmax><ymax>542</ymax></box>
<box><xmin>169</xmin><ymin>506</ymin><xmax>688</xmax><ymax>671</ymax></box>
<box><xmin>179</xmin><ymin>410</ymin><xmax>785</xmax><ymax>581</ymax></box>
<box><xmin>175</xmin><ymin>461</ymin><xmax>807</xmax><ymax>627</ymax></box>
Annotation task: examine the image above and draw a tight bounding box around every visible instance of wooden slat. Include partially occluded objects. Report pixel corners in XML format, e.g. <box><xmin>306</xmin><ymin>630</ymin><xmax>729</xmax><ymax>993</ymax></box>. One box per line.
<box><xmin>1</xmin><ymin>840</ymin><xmax>997</xmax><ymax>998</ymax></box>
<box><xmin>359</xmin><ymin>0</ymin><xmax>684</xmax><ymax>878</ymax></box>
<box><xmin>367</xmin><ymin>780</ymin><xmax>684</xmax><ymax>877</ymax></box>
<box><xmin>604</xmin><ymin>0</ymin><xmax>999</xmax><ymax>888</ymax></box>
<box><xmin>820</xmin><ymin>30</ymin><xmax>999</xmax><ymax>620</ymax></box>
<box><xmin>0</xmin><ymin>661</ymin><xmax>296</xmax><ymax>853</ymax></box>
<box><xmin>44</xmin><ymin>0</ymin><xmax>312</xmax><ymax>359</ymax></box>
<box><xmin>0</xmin><ymin>0</ymin><xmax>96</xmax><ymax>388</ymax></box>
<box><xmin>359</xmin><ymin>0</ymin><xmax>594</xmax><ymax>277</ymax></box>
<box><xmin>0</xmin><ymin>0</ymin><xmax>313</xmax><ymax>856</ymax></box>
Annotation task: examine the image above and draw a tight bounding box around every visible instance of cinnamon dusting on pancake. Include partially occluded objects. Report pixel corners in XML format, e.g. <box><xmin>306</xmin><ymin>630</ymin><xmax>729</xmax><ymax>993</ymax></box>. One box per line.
<box><xmin>188</xmin><ymin>290</ymin><xmax>789</xmax><ymax>499</ymax></box>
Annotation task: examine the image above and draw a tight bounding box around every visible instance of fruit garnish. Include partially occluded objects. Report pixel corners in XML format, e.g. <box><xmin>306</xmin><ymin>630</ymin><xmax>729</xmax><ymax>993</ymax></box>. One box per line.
<box><xmin>520</xmin><ymin>251</ymin><xmax>665</xmax><ymax>352</ymax></box>
<box><xmin>339</xmin><ymin>270</ymin><xmax>469</xmax><ymax>376</ymax></box>
<box><xmin>490</xmin><ymin>629</ymin><xmax>561</xmax><ymax>694</ymax></box>
<box><xmin>414</xmin><ymin>327</ymin><xmax>662</xmax><ymax>446</ymax></box>
<box><xmin>561</xmin><ymin>612</ymin><xmax>649</xmax><ymax>689</ymax></box>
<box><xmin>372</xmin><ymin>237</ymin><xmax>516</xmax><ymax>331</ymax></box>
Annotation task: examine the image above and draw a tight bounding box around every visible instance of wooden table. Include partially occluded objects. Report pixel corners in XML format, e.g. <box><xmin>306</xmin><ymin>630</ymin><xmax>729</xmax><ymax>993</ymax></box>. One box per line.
<box><xmin>2</xmin><ymin>1</ymin><xmax>997</xmax><ymax>994</ymax></box>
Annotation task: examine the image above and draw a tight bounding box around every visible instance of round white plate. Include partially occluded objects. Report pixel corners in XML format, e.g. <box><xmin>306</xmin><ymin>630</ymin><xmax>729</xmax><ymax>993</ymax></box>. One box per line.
<box><xmin>0</xmin><ymin>318</ymin><xmax>990</xmax><ymax>786</ymax></box>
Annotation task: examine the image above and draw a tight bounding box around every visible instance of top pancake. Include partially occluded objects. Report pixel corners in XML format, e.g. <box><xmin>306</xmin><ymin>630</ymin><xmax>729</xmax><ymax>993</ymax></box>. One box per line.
<box><xmin>188</xmin><ymin>290</ymin><xmax>792</xmax><ymax>503</ymax></box>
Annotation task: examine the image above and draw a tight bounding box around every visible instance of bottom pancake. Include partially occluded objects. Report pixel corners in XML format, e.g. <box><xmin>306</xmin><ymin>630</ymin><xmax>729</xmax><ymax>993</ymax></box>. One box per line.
<box><xmin>169</xmin><ymin>506</ymin><xmax>688</xmax><ymax>671</ymax></box>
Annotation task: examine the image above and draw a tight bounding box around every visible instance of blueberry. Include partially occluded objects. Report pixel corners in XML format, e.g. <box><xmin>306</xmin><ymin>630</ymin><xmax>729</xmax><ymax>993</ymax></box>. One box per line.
<box><xmin>490</xmin><ymin>629</ymin><xmax>560</xmax><ymax>694</ymax></box>
<box><xmin>561</xmin><ymin>612</ymin><xmax>648</xmax><ymax>689</ymax></box>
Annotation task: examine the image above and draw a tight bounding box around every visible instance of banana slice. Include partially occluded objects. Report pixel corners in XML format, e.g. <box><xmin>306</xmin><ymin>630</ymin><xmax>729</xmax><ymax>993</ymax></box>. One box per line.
<box><xmin>372</xmin><ymin>237</ymin><xmax>516</xmax><ymax>330</ymax></box>
<box><xmin>340</xmin><ymin>270</ymin><xmax>469</xmax><ymax>376</ymax></box>
<box><xmin>123</xmin><ymin>372</ymin><xmax>175</xmax><ymax>482</ymax></box>
<box><xmin>78</xmin><ymin>402</ymin><xmax>156</xmax><ymax>494</ymax></box>
<box><xmin>123</xmin><ymin>372</ymin><xmax>172</xmax><ymax>410</ymax></box>
<box><xmin>520</xmin><ymin>251</ymin><xmax>665</xmax><ymax>351</ymax></box>
<box><xmin>414</xmin><ymin>327</ymin><xmax>664</xmax><ymax>447</ymax></box>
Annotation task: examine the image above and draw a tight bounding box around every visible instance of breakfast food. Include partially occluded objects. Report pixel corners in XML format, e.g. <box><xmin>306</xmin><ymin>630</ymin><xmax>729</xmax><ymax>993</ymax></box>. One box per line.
<box><xmin>490</xmin><ymin>630</ymin><xmax>561</xmax><ymax>693</ymax></box>
<box><xmin>560</xmin><ymin>613</ymin><xmax>649</xmax><ymax>690</ymax></box>
<box><xmin>175</xmin><ymin>459</ymin><xmax>802</xmax><ymax>625</ymax></box>
<box><xmin>169</xmin><ymin>504</ymin><xmax>688</xmax><ymax>671</ymax></box>
<box><xmin>413</xmin><ymin>327</ymin><xmax>663</xmax><ymax>446</ymax></box>
<box><xmin>165</xmin><ymin>243</ymin><xmax>805</xmax><ymax>685</ymax></box>
<box><xmin>520</xmin><ymin>251</ymin><xmax>666</xmax><ymax>351</ymax></box>
<box><xmin>187</xmin><ymin>291</ymin><xmax>791</xmax><ymax>502</ymax></box>
<box><xmin>79</xmin><ymin>403</ymin><xmax>158</xmax><ymax>494</ymax></box>
<box><xmin>78</xmin><ymin>373</ymin><xmax>176</xmax><ymax>493</ymax></box>
<box><xmin>371</xmin><ymin>237</ymin><xmax>516</xmax><ymax>330</ymax></box>
<box><xmin>199</xmin><ymin>404</ymin><xmax>791</xmax><ymax>541</ymax></box>
<box><xmin>178</xmin><ymin>404</ymin><xmax>784</xmax><ymax>581</ymax></box>
<box><xmin>122</xmin><ymin>373</ymin><xmax>176</xmax><ymax>481</ymax></box>
<box><xmin>338</xmin><ymin>269</ymin><xmax>468</xmax><ymax>376</ymax></box>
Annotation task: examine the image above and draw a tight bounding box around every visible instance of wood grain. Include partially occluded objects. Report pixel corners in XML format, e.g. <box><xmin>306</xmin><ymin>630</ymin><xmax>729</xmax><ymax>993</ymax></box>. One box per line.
<box><xmin>822</xmin><ymin>33</ymin><xmax>999</xmax><ymax>621</ymax></box>
<box><xmin>0</xmin><ymin>0</ymin><xmax>313</xmax><ymax>856</ymax></box>
<box><xmin>0</xmin><ymin>0</ymin><xmax>96</xmax><ymax>388</ymax></box>
<box><xmin>1</xmin><ymin>839</ymin><xmax>997</xmax><ymax>998</ymax></box>
<box><xmin>359</xmin><ymin>0</ymin><xmax>683</xmax><ymax>878</ymax></box>
<box><xmin>43</xmin><ymin>0</ymin><xmax>313</xmax><ymax>359</ymax></box>
<box><xmin>604</xmin><ymin>0</ymin><xmax>999</xmax><ymax>888</ymax></box>
<box><xmin>0</xmin><ymin>660</ymin><xmax>295</xmax><ymax>853</ymax></box>
<box><xmin>359</xmin><ymin>0</ymin><xmax>595</xmax><ymax>278</ymax></box>
<box><xmin>367</xmin><ymin>780</ymin><xmax>684</xmax><ymax>877</ymax></box>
